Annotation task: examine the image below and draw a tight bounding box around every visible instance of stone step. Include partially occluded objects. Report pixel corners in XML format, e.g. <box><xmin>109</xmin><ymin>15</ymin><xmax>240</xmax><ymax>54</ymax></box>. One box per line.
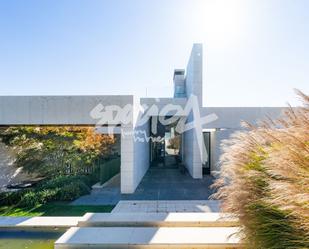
<box><xmin>55</xmin><ymin>227</ymin><xmax>242</xmax><ymax>249</ymax></box>
<box><xmin>78</xmin><ymin>212</ymin><xmax>238</xmax><ymax>227</ymax></box>
<box><xmin>112</xmin><ymin>200</ymin><xmax>221</xmax><ymax>213</ymax></box>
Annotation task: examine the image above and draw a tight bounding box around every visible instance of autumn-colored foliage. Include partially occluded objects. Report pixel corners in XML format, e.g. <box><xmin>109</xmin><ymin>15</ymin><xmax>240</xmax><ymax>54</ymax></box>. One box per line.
<box><xmin>0</xmin><ymin>126</ymin><xmax>117</xmax><ymax>177</ymax></box>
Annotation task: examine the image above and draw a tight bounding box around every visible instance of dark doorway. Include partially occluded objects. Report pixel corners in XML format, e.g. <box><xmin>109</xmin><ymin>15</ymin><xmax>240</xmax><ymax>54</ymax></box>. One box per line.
<box><xmin>203</xmin><ymin>132</ymin><xmax>211</xmax><ymax>174</ymax></box>
<box><xmin>150</xmin><ymin>117</ymin><xmax>182</xmax><ymax>168</ymax></box>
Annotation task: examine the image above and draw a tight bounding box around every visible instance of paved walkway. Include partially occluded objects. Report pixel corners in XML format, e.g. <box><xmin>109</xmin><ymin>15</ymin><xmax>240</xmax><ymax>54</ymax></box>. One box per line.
<box><xmin>122</xmin><ymin>168</ymin><xmax>215</xmax><ymax>201</ymax></box>
<box><xmin>71</xmin><ymin>168</ymin><xmax>215</xmax><ymax>205</ymax></box>
<box><xmin>71</xmin><ymin>175</ymin><xmax>121</xmax><ymax>205</ymax></box>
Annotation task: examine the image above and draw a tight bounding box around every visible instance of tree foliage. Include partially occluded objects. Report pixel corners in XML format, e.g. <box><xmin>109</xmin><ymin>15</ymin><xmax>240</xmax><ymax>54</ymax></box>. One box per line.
<box><xmin>0</xmin><ymin>126</ymin><xmax>116</xmax><ymax>177</ymax></box>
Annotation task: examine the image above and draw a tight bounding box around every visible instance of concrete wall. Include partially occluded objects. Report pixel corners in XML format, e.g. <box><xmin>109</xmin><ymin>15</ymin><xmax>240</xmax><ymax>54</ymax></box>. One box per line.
<box><xmin>183</xmin><ymin>44</ymin><xmax>203</xmax><ymax>179</ymax></box>
<box><xmin>120</xmin><ymin>98</ymin><xmax>151</xmax><ymax>194</ymax></box>
<box><xmin>120</xmin><ymin>121</ymin><xmax>150</xmax><ymax>194</ymax></box>
<box><xmin>180</xmin><ymin>44</ymin><xmax>284</xmax><ymax>178</ymax></box>
<box><xmin>0</xmin><ymin>95</ymin><xmax>133</xmax><ymax>125</ymax></box>
<box><xmin>133</xmin><ymin>118</ymin><xmax>150</xmax><ymax>191</ymax></box>
<box><xmin>202</xmin><ymin>107</ymin><xmax>285</xmax><ymax>176</ymax></box>
<box><xmin>201</xmin><ymin>107</ymin><xmax>284</xmax><ymax>129</ymax></box>
<box><xmin>119</xmin><ymin>124</ymin><xmax>134</xmax><ymax>193</ymax></box>
<box><xmin>209</xmin><ymin>129</ymin><xmax>236</xmax><ymax>176</ymax></box>
<box><xmin>140</xmin><ymin>98</ymin><xmax>187</xmax><ymax>116</ymax></box>
<box><xmin>185</xmin><ymin>43</ymin><xmax>203</xmax><ymax>106</ymax></box>
<box><xmin>183</xmin><ymin>127</ymin><xmax>203</xmax><ymax>178</ymax></box>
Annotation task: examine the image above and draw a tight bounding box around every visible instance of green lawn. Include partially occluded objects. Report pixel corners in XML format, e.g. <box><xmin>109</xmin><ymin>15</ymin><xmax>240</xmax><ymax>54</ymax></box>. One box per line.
<box><xmin>0</xmin><ymin>203</ymin><xmax>114</xmax><ymax>216</ymax></box>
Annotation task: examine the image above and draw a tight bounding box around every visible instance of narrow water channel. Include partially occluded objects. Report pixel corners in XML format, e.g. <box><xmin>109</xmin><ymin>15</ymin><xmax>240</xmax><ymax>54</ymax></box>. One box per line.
<box><xmin>0</xmin><ymin>230</ymin><xmax>63</xmax><ymax>249</ymax></box>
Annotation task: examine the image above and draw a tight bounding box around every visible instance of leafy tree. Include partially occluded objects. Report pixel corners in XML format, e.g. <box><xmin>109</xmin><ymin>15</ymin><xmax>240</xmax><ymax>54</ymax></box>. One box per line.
<box><xmin>167</xmin><ymin>136</ymin><xmax>180</xmax><ymax>154</ymax></box>
<box><xmin>0</xmin><ymin>126</ymin><xmax>116</xmax><ymax>177</ymax></box>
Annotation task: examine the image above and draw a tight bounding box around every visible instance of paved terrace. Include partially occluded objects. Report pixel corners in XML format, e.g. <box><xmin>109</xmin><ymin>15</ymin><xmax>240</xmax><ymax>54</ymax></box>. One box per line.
<box><xmin>72</xmin><ymin>168</ymin><xmax>215</xmax><ymax>205</ymax></box>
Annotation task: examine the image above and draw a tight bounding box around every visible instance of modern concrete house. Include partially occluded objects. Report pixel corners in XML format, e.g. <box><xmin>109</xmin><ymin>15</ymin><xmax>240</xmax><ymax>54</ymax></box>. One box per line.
<box><xmin>0</xmin><ymin>44</ymin><xmax>283</xmax><ymax>194</ymax></box>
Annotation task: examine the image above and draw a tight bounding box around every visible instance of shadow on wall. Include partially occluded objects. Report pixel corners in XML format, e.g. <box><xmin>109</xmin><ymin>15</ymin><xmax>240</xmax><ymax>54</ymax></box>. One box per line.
<box><xmin>0</xmin><ymin>142</ymin><xmax>37</xmax><ymax>191</ymax></box>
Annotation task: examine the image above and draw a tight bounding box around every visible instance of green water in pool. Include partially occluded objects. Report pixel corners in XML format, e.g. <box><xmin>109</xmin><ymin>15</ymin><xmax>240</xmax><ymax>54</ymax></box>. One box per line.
<box><xmin>0</xmin><ymin>231</ymin><xmax>63</xmax><ymax>249</ymax></box>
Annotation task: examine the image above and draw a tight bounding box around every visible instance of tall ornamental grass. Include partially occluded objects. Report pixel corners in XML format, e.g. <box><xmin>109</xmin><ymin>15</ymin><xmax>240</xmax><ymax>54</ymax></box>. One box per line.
<box><xmin>212</xmin><ymin>90</ymin><xmax>309</xmax><ymax>249</ymax></box>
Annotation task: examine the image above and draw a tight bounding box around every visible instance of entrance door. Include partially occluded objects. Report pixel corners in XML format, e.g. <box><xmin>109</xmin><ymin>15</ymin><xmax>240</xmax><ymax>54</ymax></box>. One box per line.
<box><xmin>150</xmin><ymin>117</ymin><xmax>182</xmax><ymax>168</ymax></box>
<box><xmin>203</xmin><ymin>132</ymin><xmax>211</xmax><ymax>174</ymax></box>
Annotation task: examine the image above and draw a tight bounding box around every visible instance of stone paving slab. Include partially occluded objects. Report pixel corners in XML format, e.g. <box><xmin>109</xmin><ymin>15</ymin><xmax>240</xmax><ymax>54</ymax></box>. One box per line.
<box><xmin>78</xmin><ymin>212</ymin><xmax>238</xmax><ymax>227</ymax></box>
<box><xmin>71</xmin><ymin>168</ymin><xmax>215</xmax><ymax>205</ymax></box>
<box><xmin>55</xmin><ymin>227</ymin><xmax>242</xmax><ymax>249</ymax></box>
<box><xmin>121</xmin><ymin>168</ymin><xmax>215</xmax><ymax>201</ymax></box>
<box><xmin>0</xmin><ymin>216</ymin><xmax>81</xmax><ymax>229</ymax></box>
<box><xmin>112</xmin><ymin>200</ymin><xmax>221</xmax><ymax>213</ymax></box>
<box><xmin>71</xmin><ymin>187</ymin><xmax>121</xmax><ymax>205</ymax></box>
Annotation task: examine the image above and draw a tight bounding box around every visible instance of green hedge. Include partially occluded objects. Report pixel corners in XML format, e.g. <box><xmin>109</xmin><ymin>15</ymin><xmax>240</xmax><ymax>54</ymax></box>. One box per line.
<box><xmin>0</xmin><ymin>175</ymin><xmax>91</xmax><ymax>208</ymax></box>
<box><xmin>36</xmin><ymin>175</ymin><xmax>92</xmax><ymax>190</ymax></box>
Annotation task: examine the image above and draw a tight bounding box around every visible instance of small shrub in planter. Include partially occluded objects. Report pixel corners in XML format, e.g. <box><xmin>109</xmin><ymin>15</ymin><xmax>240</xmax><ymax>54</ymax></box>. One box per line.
<box><xmin>58</xmin><ymin>181</ymin><xmax>90</xmax><ymax>201</ymax></box>
<box><xmin>69</xmin><ymin>175</ymin><xmax>92</xmax><ymax>187</ymax></box>
<box><xmin>39</xmin><ymin>188</ymin><xmax>60</xmax><ymax>203</ymax></box>
<box><xmin>19</xmin><ymin>191</ymin><xmax>40</xmax><ymax>207</ymax></box>
<box><xmin>37</xmin><ymin>176</ymin><xmax>72</xmax><ymax>190</ymax></box>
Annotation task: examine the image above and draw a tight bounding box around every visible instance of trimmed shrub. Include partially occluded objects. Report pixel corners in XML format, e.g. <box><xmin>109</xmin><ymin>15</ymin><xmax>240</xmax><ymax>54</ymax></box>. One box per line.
<box><xmin>0</xmin><ymin>190</ymin><xmax>30</xmax><ymax>206</ymax></box>
<box><xmin>1</xmin><ymin>175</ymin><xmax>92</xmax><ymax>208</ymax></box>
<box><xmin>37</xmin><ymin>175</ymin><xmax>92</xmax><ymax>190</ymax></box>
<box><xmin>58</xmin><ymin>181</ymin><xmax>90</xmax><ymax>201</ymax></box>
<box><xmin>19</xmin><ymin>191</ymin><xmax>40</xmax><ymax>207</ymax></box>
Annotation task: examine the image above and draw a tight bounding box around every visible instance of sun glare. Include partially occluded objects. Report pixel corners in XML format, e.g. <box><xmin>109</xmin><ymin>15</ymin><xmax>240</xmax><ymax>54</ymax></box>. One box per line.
<box><xmin>191</xmin><ymin>0</ymin><xmax>246</xmax><ymax>47</ymax></box>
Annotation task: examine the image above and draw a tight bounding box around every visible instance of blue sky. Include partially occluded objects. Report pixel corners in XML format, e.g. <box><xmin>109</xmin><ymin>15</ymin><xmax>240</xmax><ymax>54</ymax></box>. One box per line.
<box><xmin>0</xmin><ymin>0</ymin><xmax>308</xmax><ymax>106</ymax></box>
